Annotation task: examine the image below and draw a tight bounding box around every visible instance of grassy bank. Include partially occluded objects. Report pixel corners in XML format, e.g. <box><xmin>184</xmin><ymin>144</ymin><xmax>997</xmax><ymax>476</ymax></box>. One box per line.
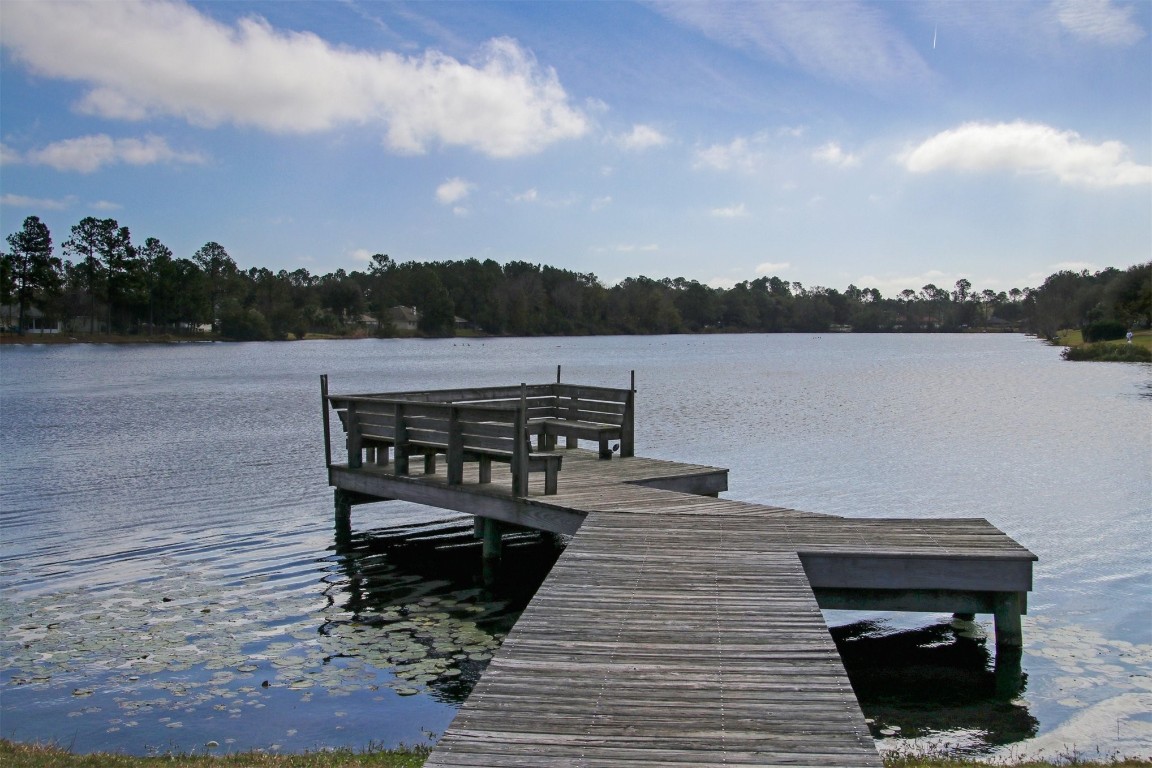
<box><xmin>0</xmin><ymin>740</ymin><xmax>428</xmax><ymax>768</ymax></box>
<box><xmin>4</xmin><ymin>741</ymin><xmax>1150</xmax><ymax>768</ymax></box>
<box><xmin>1054</xmin><ymin>329</ymin><xmax>1152</xmax><ymax>362</ymax></box>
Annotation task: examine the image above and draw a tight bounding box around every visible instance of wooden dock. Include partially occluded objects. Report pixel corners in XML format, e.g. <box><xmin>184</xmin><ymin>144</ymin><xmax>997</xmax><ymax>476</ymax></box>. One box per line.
<box><xmin>322</xmin><ymin>379</ymin><xmax>1036</xmax><ymax>767</ymax></box>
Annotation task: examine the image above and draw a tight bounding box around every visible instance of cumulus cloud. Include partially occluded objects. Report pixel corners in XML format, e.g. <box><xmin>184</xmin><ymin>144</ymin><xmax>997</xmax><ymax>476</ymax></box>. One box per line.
<box><xmin>436</xmin><ymin>177</ymin><xmax>475</xmax><ymax>205</ymax></box>
<box><xmin>613</xmin><ymin>124</ymin><xmax>670</xmax><ymax>151</ymax></box>
<box><xmin>0</xmin><ymin>193</ymin><xmax>75</xmax><ymax>210</ymax></box>
<box><xmin>710</xmin><ymin>203</ymin><xmax>748</xmax><ymax>218</ymax></box>
<box><xmin>16</xmin><ymin>134</ymin><xmax>207</xmax><ymax>173</ymax></box>
<box><xmin>813</xmin><ymin>141</ymin><xmax>861</xmax><ymax>168</ymax></box>
<box><xmin>649</xmin><ymin>0</ymin><xmax>931</xmax><ymax>89</ymax></box>
<box><xmin>694</xmin><ymin>136</ymin><xmax>765</xmax><ymax>173</ymax></box>
<box><xmin>1053</xmin><ymin>0</ymin><xmax>1145</xmax><ymax>46</ymax></box>
<box><xmin>0</xmin><ymin>0</ymin><xmax>588</xmax><ymax>158</ymax></box>
<box><xmin>900</xmin><ymin>121</ymin><xmax>1152</xmax><ymax>188</ymax></box>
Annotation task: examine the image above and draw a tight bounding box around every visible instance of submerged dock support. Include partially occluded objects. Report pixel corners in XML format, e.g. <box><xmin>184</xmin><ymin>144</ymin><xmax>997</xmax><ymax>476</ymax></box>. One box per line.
<box><xmin>994</xmin><ymin>591</ymin><xmax>1025</xmax><ymax>650</ymax></box>
<box><xmin>480</xmin><ymin>517</ymin><xmax>503</xmax><ymax>561</ymax></box>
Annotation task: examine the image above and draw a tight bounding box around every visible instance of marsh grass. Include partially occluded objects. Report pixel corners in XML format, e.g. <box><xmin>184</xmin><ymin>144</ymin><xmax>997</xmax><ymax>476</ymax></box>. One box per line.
<box><xmin>5</xmin><ymin>740</ymin><xmax>1149</xmax><ymax>768</ymax></box>
<box><xmin>0</xmin><ymin>740</ymin><xmax>429</xmax><ymax>768</ymax></box>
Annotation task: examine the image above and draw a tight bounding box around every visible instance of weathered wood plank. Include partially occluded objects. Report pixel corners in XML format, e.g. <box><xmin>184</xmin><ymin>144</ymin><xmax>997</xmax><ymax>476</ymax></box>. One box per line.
<box><xmin>323</xmin><ymin>380</ymin><xmax>1034</xmax><ymax>768</ymax></box>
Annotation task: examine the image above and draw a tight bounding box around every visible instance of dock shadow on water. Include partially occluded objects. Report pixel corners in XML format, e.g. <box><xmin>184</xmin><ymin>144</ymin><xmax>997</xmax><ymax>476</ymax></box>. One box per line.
<box><xmin>0</xmin><ymin>510</ymin><xmax>563</xmax><ymax>756</ymax></box>
<box><xmin>327</xmin><ymin>515</ymin><xmax>566</xmax><ymax>705</ymax></box>
<box><xmin>832</xmin><ymin>619</ymin><xmax>1038</xmax><ymax>756</ymax></box>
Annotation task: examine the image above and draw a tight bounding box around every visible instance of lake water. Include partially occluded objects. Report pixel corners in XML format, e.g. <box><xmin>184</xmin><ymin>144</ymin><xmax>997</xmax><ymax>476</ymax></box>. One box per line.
<box><xmin>1</xmin><ymin>334</ymin><xmax>1149</xmax><ymax>759</ymax></box>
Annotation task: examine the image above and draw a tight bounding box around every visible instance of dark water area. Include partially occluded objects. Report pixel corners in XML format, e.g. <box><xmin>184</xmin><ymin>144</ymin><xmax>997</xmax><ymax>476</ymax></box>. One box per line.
<box><xmin>1</xmin><ymin>335</ymin><xmax>1149</xmax><ymax>758</ymax></box>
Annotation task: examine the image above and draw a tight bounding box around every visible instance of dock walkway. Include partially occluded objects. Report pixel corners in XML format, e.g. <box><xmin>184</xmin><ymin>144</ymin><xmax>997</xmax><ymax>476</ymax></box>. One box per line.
<box><xmin>323</xmin><ymin>381</ymin><xmax>1036</xmax><ymax>767</ymax></box>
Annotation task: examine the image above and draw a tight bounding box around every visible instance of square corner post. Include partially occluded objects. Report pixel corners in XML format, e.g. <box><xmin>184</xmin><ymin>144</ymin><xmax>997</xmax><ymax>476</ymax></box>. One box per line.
<box><xmin>321</xmin><ymin>374</ymin><xmax>333</xmax><ymax>471</ymax></box>
<box><xmin>993</xmin><ymin>591</ymin><xmax>1026</xmax><ymax>697</ymax></box>
<box><xmin>475</xmin><ymin>516</ymin><xmax>503</xmax><ymax>561</ymax></box>
<box><xmin>512</xmin><ymin>384</ymin><xmax>530</xmax><ymax>496</ymax></box>
<box><xmin>993</xmin><ymin>591</ymin><xmax>1025</xmax><ymax>651</ymax></box>
<box><xmin>620</xmin><ymin>369</ymin><xmax>636</xmax><ymax>458</ymax></box>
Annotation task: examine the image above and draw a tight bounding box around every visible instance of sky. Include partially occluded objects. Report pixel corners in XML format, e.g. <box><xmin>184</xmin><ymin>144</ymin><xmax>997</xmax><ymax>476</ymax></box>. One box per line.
<box><xmin>1</xmin><ymin>0</ymin><xmax>1149</xmax><ymax>295</ymax></box>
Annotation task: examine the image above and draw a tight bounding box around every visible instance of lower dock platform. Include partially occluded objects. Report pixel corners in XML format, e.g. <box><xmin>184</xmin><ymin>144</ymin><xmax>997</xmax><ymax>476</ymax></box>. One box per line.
<box><xmin>327</xmin><ymin>447</ymin><xmax>1036</xmax><ymax>767</ymax></box>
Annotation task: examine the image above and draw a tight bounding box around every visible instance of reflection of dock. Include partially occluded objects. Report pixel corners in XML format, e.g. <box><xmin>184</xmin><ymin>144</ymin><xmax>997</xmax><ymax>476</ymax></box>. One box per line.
<box><xmin>322</xmin><ymin>377</ymin><xmax>1036</xmax><ymax>767</ymax></box>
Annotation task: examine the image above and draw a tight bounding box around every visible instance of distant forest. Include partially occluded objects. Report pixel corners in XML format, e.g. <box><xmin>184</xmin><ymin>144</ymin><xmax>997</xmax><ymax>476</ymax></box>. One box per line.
<box><xmin>3</xmin><ymin>214</ymin><xmax>1150</xmax><ymax>341</ymax></box>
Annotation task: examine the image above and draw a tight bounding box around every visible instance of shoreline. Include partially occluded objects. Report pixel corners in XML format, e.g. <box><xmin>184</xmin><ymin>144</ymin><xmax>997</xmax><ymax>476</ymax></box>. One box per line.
<box><xmin>2</xmin><ymin>739</ymin><xmax>1149</xmax><ymax>768</ymax></box>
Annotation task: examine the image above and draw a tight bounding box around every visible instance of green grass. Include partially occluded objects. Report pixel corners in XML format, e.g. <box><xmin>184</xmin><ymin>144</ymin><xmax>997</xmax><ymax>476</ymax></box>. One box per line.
<box><xmin>1056</xmin><ymin>328</ymin><xmax>1152</xmax><ymax>350</ymax></box>
<box><xmin>0</xmin><ymin>740</ymin><xmax>429</xmax><ymax>768</ymax></box>
<box><xmin>1062</xmin><ymin>342</ymin><xmax>1152</xmax><ymax>362</ymax></box>
<box><xmin>5</xmin><ymin>740</ymin><xmax>1149</xmax><ymax>768</ymax></box>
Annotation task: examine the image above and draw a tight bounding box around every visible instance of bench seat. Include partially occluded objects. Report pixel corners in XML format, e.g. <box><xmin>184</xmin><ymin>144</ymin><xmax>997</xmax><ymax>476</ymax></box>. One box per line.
<box><xmin>533</xmin><ymin>418</ymin><xmax>622</xmax><ymax>458</ymax></box>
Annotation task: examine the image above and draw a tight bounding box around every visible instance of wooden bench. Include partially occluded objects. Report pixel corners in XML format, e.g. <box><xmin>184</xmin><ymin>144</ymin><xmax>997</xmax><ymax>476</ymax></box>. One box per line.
<box><xmin>347</xmin><ymin>371</ymin><xmax>635</xmax><ymax>460</ymax></box>
<box><xmin>528</xmin><ymin>383</ymin><xmax>633</xmax><ymax>459</ymax></box>
<box><xmin>329</xmin><ymin>395</ymin><xmax>563</xmax><ymax>496</ymax></box>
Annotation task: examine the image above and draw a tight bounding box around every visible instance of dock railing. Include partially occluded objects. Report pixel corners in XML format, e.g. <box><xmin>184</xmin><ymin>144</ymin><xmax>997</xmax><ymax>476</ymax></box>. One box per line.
<box><xmin>324</xmin><ymin>368</ymin><xmax>636</xmax><ymax>478</ymax></box>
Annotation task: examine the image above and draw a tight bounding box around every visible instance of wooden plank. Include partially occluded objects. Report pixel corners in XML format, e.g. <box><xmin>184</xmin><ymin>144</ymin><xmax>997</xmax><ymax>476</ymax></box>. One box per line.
<box><xmin>322</xmin><ymin>381</ymin><xmax>1035</xmax><ymax>768</ymax></box>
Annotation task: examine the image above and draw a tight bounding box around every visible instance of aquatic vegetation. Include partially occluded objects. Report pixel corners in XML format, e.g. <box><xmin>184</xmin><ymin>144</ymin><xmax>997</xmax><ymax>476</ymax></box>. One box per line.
<box><xmin>0</xmin><ymin>522</ymin><xmax>555</xmax><ymax>755</ymax></box>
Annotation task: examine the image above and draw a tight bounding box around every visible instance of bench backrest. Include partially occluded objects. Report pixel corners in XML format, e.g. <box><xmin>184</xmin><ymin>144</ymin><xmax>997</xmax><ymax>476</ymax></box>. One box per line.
<box><xmin>326</xmin><ymin>377</ymin><xmax>637</xmax><ymax>472</ymax></box>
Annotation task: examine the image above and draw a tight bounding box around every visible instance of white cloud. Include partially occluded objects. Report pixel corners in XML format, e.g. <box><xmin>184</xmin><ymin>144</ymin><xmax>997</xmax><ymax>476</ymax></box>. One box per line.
<box><xmin>350</xmin><ymin>248</ymin><xmax>374</xmax><ymax>263</ymax></box>
<box><xmin>0</xmin><ymin>193</ymin><xmax>75</xmax><ymax>210</ymax></box>
<box><xmin>513</xmin><ymin>188</ymin><xmax>539</xmax><ymax>203</ymax></box>
<box><xmin>710</xmin><ymin>203</ymin><xmax>748</xmax><ymax>218</ymax></box>
<box><xmin>707</xmin><ymin>276</ymin><xmax>739</xmax><ymax>289</ymax></box>
<box><xmin>694</xmin><ymin>136</ymin><xmax>765</xmax><ymax>173</ymax></box>
<box><xmin>854</xmin><ymin>270</ymin><xmax>963</xmax><ymax>295</ymax></box>
<box><xmin>1</xmin><ymin>143</ymin><xmax>22</xmax><ymax>165</ymax></box>
<box><xmin>436</xmin><ymin>177</ymin><xmax>475</xmax><ymax>205</ymax></box>
<box><xmin>813</xmin><ymin>141</ymin><xmax>861</xmax><ymax>168</ymax></box>
<box><xmin>605</xmin><ymin>243</ymin><xmax>660</xmax><ymax>253</ymax></box>
<box><xmin>21</xmin><ymin>134</ymin><xmax>206</xmax><ymax>173</ymax></box>
<box><xmin>649</xmin><ymin>0</ymin><xmax>932</xmax><ymax>89</ymax></box>
<box><xmin>754</xmin><ymin>261</ymin><xmax>791</xmax><ymax>275</ymax></box>
<box><xmin>1053</xmin><ymin>0</ymin><xmax>1145</xmax><ymax>46</ymax></box>
<box><xmin>589</xmin><ymin>195</ymin><xmax>613</xmax><ymax>211</ymax></box>
<box><xmin>613</xmin><ymin>124</ymin><xmax>670</xmax><ymax>151</ymax></box>
<box><xmin>91</xmin><ymin>200</ymin><xmax>123</xmax><ymax>211</ymax></box>
<box><xmin>1049</xmin><ymin>260</ymin><xmax>1099</xmax><ymax>273</ymax></box>
<box><xmin>900</xmin><ymin>121</ymin><xmax>1152</xmax><ymax>188</ymax></box>
<box><xmin>0</xmin><ymin>1</ymin><xmax>588</xmax><ymax>158</ymax></box>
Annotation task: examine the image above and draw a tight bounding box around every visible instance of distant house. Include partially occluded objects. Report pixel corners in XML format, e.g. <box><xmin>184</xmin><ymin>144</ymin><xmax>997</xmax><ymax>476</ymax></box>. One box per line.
<box><xmin>390</xmin><ymin>306</ymin><xmax>419</xmax><ymax>332</ymax></box>
<box><xmin>1</xmin><ymin>305</ymin><xmax>61</xmax><ymax>334</ymax></box>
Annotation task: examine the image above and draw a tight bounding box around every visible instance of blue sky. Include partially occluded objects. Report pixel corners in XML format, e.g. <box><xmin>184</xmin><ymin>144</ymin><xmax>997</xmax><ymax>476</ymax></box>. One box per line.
<box><xmin>2</xmin><ymin>0</ymin><xmax>1149</xmax><ymax>295</ymax></box>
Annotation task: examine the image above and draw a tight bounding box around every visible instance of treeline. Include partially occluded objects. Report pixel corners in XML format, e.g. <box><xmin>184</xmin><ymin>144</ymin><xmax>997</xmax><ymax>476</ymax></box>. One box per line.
<box><xmin>2</xmin><ymin>214</ymin><xmax>1149</xmax><ymax>340</ymax></box>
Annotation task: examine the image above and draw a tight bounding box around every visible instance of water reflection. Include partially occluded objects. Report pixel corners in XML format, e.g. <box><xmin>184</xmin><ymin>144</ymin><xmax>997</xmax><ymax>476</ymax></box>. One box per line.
<box><xmin>329</xmin><ymin>514</ymin><xmax>564</xmax><ymax>704</ymax></box>
<box><xmin>832</xmin><ymin>620</ymin><xmax>1038</xmax><ymax>754</ymax></box>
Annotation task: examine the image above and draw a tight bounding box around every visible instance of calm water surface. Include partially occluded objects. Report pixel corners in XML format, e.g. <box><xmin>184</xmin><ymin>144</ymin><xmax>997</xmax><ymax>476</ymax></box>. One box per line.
<box><xmin>1</xmin><ymin>335</ymin><xmax>1149</xmax><ymax>758</ymax></box>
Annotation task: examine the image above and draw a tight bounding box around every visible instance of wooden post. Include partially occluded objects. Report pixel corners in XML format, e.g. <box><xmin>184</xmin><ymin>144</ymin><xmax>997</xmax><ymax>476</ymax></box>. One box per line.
<box><xmin>394</xmin><ymin>403</ymin><xmax>409</xmax><ymax>474</ymax></box>
<box><xmin>482</xmin><ymin>517</ymin><xmax>503</xmax><ymax>561</ymax></box>
<box><xmin>334</xmin><ymin>489</ymin><xmax>352</xmax><ymax>548</ymax></box>
<box><xmin>514</xmin><ymin>384</ymin><xmax>529</xmax><ymax>496</ymax></box>
<box><xmin>556</xmin><ymin>364</ymin><xmax>561</xmax><ymax>384</ymax></box>
<box><xmin>321</xmin><ymin>375</ymin><xmax>333</xmax><ymax>469</ymax></box>
<box><xmin>993</xmin><ymin>591</ymin><xmax>1024</xmax><ymax>651</ymax></box>
<box><xmin>620</xmin><ymin>369</ymin><xmax>636</xmax><ymax>457</ymax></box>
<box><xmin>346</xmin><ymin>401</ymin><xmax>362</xmax><ymax>468</ymax></box>
<box><xmin>447</xmin><ymin>406</ymin><xmax>464</xmax><ymax>485</ymax></box>
<box><xmin>334</xmin><ymin>488</ymin><xmax>352</xmax><ymax>521</ymax></box>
